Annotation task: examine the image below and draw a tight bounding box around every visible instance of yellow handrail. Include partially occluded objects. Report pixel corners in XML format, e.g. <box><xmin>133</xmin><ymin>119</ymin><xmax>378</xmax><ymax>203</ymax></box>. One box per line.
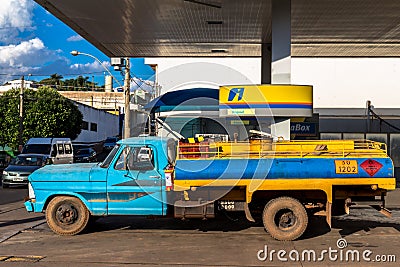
<box><xmin>177</xmin><ymin>139</ymin><xmax>388</xmax><ymax>159</ymax></box>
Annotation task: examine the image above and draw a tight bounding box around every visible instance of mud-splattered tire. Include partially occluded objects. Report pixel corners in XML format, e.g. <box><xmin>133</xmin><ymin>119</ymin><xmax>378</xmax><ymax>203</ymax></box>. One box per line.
<box><xmin>262</xmin><ymin>197</ymin><xmax>308</xmax><ymax>241</ymax></box>
<box><xmin>46</xmin><ymin>196</ymin><xmax>90</xmax><ymax>236</ymax></box>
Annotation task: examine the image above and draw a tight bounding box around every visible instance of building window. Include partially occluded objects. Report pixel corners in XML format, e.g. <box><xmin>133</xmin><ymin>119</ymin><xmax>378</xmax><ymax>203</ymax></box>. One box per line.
<box><xmin>90</xmin><ymin>123</ymin><xmax>97</xmax><ymax>132</ymax></box>
<box><xmin>82</xmin><ymin>121</ymin><xmax>89</xmax><ymax>130</ymax></box>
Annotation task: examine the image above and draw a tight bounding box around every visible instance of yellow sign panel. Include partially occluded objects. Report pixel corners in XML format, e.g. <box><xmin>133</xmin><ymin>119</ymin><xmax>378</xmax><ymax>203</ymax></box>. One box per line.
<box><xmin>219</xmin><ymin>84</ymin><xmax>313</xmax><ymax>117</ymax></box>
<box><xmin>220</xmin><ymin>85</ymin><xmax>312</xmax><ymax>105</ymax></box>
<box><xmin>335</xmin><ymin>160</ymin><xmax>359</xmax><ymax>174</ymax></box>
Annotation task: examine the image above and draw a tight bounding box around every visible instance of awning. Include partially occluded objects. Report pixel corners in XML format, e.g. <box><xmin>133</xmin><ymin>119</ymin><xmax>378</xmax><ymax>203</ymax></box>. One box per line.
<box><xmin>145</xmin><ymin>88</ymin><xmax>219</xmax><ymax>113</ymax></box>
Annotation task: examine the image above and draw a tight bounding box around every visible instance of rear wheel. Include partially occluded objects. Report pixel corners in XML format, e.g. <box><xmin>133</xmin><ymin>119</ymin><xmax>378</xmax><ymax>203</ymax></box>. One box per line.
<box><xmin>262</xmin><ymin>197</ymin><xmax>308</xmax><ymax>241</ymax></box>
<box><xmin>46</xmin><ymin>196</ymin><xmax>90</xmax><ymax>235</ymax></box>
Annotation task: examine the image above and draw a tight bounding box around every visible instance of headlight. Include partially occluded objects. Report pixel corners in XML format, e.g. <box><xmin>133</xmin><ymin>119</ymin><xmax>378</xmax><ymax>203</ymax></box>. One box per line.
<box><xmin>28</xmin><ymin>183</ymin><xmax>36</xmax><ymax>199</ymax></box>
<box><xmin>3</xmin><ymin>171</ymin><xmax>8</xmax><ymax>176</ymax></box>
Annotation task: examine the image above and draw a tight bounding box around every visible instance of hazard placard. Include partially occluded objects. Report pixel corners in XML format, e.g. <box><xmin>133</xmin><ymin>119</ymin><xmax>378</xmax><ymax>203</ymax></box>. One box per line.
<box><xmin>360</xmin><ymin>159</ymin><xmax>383</xmax><ymax>177</ymax></box>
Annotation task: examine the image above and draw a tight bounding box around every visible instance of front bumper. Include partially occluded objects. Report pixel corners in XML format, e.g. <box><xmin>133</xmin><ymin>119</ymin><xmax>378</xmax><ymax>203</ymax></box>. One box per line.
<box><xmin>2</xmin><ymin>178</ymin><xmax>29</xmax><ymax>186</ymax></box>
<box><xmin>24</xmin><ymin>200</ymin><xmax>34</xmax><ymax>212</ymax></box>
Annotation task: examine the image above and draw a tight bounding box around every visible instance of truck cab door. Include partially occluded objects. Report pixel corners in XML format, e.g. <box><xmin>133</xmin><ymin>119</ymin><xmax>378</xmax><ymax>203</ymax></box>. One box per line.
<box><xmin>106</xmin><ymin>145</ymin><xmax>164</xmax><ymax>215</ymax></box>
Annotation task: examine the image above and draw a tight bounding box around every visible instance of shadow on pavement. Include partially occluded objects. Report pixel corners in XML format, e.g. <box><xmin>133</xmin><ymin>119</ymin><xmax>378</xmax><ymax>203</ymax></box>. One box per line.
<box><xmin>81</xmin><ymin>211</ymin><xmax>400</xmax><ymax>241</ymax></box>
<box><xmin>334</xmin><ymin>217</ymin><xmax>400</xmax><ymax>236</ymax></box>
<box><xmin>85</xmin><ymin>213</ymin><xmax>333</xmax><ymax>239</ymax></box>
<box><xmin>0</xmin><ymin>216</ymin><xmax>45</xmax><ymax>228</ymax></box>
<box><xmin>300</xmin><ymin>215</ymin><xmax>331</xmax><ymax>240</ymax></box>
<box><xmin>85</xmin><ymin>212</ymin><xmax>258</xmax><ymax>235</ymax></box>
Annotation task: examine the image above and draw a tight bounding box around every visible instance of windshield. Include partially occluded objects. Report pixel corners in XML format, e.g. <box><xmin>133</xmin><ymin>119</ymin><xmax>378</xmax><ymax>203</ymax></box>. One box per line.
<box><xmin>11</xmin><ymin>155</ymin><xmax>44</xmax><ymax>166</ymax></box>
<box><xmin>22</xmin><ymin>144</ymin><xmax>51</xmax><ymax>155</ymax></box>
<box><xmin>100</xmin><ymin>144</ymin><xmax>120</xmax><ymax>168</ymax></box>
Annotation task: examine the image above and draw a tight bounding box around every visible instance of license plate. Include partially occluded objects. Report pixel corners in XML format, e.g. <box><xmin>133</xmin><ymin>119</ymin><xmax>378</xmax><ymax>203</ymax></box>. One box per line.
<box><xmin>13</xmin><ymin>178</ymin><xmax>24</xmax><ymax>182</ymax></box>
<box><xmin>335</xmin><ymin>160</ymin><xmax>358</xmax><ymax>174</ymax></box>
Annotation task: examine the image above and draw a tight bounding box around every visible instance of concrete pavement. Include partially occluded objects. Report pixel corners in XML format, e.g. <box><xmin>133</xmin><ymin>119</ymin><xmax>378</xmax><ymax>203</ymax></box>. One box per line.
<box><xmin>0</xmin><ymin>201</ymin><xmax>45</xmax><ymax>243</ymax></box>
<box><xmin>0</xmin><ymin>189</ymin><xmax>398</xmax><ymax>266</ymax></box>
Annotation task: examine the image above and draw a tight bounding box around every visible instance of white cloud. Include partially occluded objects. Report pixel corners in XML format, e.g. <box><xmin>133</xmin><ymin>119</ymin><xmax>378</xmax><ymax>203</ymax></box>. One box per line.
<box><xmin>67</xmin><ymin>34</ymin><xmax>84</xmax><ymax>42</ymax></box>
<box><xmin>0</xmin><ymin>38</ymin><xmax>52</xmax><ymax>67</ymax></box>
<box><xmin>0</xmin><ymin>37</ymin><xmax>67</xmax><ymax>83</ymax></box>
<box><xmin>0</xmin><ymin>0</ymin><xmax>115</xmax><ymax>85</ymax></box>
<box><xmin>0</xmin><ymin>0</ymin><xmax>35</xmax><ymax>44</ymax></box>
<box><xmin>70</xmin><ymin>60</ymin><xmax>111</xmax><ymax>73</ymax></box>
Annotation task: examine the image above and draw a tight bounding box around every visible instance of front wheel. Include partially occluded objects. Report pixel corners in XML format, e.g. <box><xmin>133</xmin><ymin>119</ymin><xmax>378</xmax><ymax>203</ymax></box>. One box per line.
<box><xmin>262</xmin><ymin>197</ymin><xmax>308</xmax><ymax>241</ymax></box>
<box><xmin>46</xmin><ymin>196</ymin><xmax>90</xmax><ymax>235</ymax></box>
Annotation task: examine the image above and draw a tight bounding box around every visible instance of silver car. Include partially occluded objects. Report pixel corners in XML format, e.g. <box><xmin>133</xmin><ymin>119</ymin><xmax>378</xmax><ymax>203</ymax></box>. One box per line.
<box><xmin>2</xmin><ymin>154</ymin><xmax>49</xmax><ymax>188</ymax></box>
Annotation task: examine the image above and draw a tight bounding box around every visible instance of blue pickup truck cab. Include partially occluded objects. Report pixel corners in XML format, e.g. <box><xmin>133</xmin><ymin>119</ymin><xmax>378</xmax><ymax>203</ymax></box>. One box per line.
<box><xmin>25</xmin><ymin>137</ymin><xmax>395</xmax><ymax>240</ymax></box>
<box><xmin>25</xmin><ymin>137</ymin><xmax>175</xmax><ymax>235</ymax></box>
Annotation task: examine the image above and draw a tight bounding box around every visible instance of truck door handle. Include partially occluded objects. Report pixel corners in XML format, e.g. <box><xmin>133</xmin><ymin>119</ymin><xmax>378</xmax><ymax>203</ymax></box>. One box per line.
<box><xmin>149</xmin><ymin>175</ymin><xmax>161</xmax><ymax>179</ymax></box>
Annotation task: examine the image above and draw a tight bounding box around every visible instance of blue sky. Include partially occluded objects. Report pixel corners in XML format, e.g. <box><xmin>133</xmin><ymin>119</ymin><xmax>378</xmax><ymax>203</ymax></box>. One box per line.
<box><xmin>0</xmin><ymin>0</ymin><xmax>154</xmax><ymax>88</ymax></box>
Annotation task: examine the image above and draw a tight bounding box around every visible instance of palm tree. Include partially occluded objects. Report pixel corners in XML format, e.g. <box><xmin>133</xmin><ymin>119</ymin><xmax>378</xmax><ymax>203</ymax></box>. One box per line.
<box><xmin>50</xmin><ymin>73</ymin><xmax>64</xmax><ymax>90</ymax></box>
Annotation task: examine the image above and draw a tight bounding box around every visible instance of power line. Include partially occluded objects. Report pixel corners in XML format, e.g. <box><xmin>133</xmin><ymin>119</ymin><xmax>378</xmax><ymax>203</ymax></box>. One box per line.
<box><xmin>0</xmin><ymin>71</ymin><xmax>112</xmax><ymax>77</ymax></box>
<box><xmin>0</xmin><ymin>83</ymin><xmax>106</xmax><ymax>91</ymax></box>
<box><xmin>368</xmin><ymin>108</ymin><xmax>400</xmax><ymax>132</ymax></box>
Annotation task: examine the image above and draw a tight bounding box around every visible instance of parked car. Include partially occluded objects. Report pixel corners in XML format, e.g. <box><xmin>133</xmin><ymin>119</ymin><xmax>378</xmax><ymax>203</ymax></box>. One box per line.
<box><xmin>22</xmin><ymin>137</ymin><xmax>73</xmax><ymax>164</ymax></box>
<box><xmin>2</xmin><ymin>154</ymin><xmax>50</xmax><ymax>188</ymax></box>
<box><xmin>74</xmin><ymin>148</ymin><xmax>97</xmax><ymax>163</ymax></box>
<box><xmin>103</xmin><ymin>137</ymin><xmax>119</xmax><ymax>151</ymax></box>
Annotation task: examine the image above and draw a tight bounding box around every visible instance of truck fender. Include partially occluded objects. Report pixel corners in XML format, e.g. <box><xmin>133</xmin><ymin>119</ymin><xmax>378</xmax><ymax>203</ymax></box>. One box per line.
<box><xmin>42</xmin><ymin>192</ymin><xmax>92</xmax><ymax>214</ymax></box>
<box><xmin>244</xmin><ymin>202</ymin><xmax>255</xmax><ymax>222</ymax></box>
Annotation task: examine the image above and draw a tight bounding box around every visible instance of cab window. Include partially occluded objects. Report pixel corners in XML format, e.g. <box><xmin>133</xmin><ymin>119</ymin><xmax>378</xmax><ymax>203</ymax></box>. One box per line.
<box><xmin>114</xmin><ymin>146</ymin><xmax>154</xmax><ymax>171</ymax></box>
<box><xmin>57</xmin><ymin>144</ymin><xmax>65</xmax><ymax>155</ymax></box>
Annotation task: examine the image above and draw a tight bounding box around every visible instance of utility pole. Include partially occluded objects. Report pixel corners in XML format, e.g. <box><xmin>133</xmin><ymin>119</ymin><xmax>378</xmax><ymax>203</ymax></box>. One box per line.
<box><xmin>124</xmin><ymin>58</ymin><xmax>131</xmax><ymax>139</ymax></box>
<box><xmin>18</xmin><ymin>76</ymin><xmax>24</xmax><ymax>152</ymax></box>
<box><xmin>366</xmin><ymin>100</ymin><xmax>371</xmax><ymax>133</ymax></box>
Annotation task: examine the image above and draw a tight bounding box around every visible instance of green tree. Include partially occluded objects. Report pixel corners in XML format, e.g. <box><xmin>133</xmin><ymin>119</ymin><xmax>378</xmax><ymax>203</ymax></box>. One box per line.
<box><xmin>39</xmin><ymin>75</ymin><xmax>104</xmax><ymax>91</ymax></box>
<box><xmin>0</xmin><ymin>87</ymin><xmax>83</xmax><ymax>150</ymax></box>
<box><xmin>38</xmin><ymin>73</ymin><xmax>64</xmax><ymax>90</ymax></box>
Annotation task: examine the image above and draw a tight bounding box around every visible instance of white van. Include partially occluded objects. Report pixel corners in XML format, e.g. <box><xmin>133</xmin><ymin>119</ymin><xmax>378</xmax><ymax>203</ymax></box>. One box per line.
<box><xmin>22</xmin><ymin>138</ymin><xmax>74</xmax><ymax>164</ymax></box>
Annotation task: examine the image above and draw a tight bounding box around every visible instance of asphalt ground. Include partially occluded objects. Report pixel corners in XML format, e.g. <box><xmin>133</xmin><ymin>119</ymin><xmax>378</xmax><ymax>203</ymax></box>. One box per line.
<box><xmin>0</xmin><ymin>188</ymin><xmax>399</xmax><ymax>266</ymax></box>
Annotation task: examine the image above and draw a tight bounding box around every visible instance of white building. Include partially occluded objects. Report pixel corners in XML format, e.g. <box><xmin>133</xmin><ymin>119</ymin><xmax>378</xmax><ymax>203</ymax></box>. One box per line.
<box><xmin>0</xmin><ymin>80</ymin><xmax>36</xmax><ymax>93</ymax></box>
<box><xmin>74</xmin><ymin>102</ymin><xmax>120</xmax><ymax>144</ymax></box>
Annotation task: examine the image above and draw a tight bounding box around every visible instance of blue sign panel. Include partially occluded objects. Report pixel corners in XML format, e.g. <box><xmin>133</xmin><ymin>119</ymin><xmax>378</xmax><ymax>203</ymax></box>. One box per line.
<box><xmin>290</xmin><ymin>122</ymin><xmax>317</xmax><ymax>136</ymax></box>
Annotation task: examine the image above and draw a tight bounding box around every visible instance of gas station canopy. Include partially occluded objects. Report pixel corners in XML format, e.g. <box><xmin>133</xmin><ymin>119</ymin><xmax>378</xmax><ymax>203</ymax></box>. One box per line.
<box><xmin>35</xmin><ymin>0</ymin><xmax>400</xmax><ymax>57</ymax></box>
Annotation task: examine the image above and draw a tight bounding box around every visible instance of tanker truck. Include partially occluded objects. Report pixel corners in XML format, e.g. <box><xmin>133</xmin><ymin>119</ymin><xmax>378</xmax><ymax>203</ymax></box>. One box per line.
<box><xmin>24</xmin><ymin>137</ymin><xmax>396</xmax><ymax>241</ymax></box>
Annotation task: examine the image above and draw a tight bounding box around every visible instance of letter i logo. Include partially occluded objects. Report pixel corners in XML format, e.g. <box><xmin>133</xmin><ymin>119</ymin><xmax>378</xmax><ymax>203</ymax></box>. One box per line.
<box><xmin>228</xmin><ymin>88</ymin><xmax>244</xmax><ymax>101</ymax></box>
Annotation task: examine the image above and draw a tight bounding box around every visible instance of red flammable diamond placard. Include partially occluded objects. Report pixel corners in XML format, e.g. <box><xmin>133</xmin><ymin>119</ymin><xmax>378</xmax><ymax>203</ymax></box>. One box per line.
<box><xmin>360</xmin><ymin>159</ymin><xmax>383</xmax><ymax>177</ymax></box>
